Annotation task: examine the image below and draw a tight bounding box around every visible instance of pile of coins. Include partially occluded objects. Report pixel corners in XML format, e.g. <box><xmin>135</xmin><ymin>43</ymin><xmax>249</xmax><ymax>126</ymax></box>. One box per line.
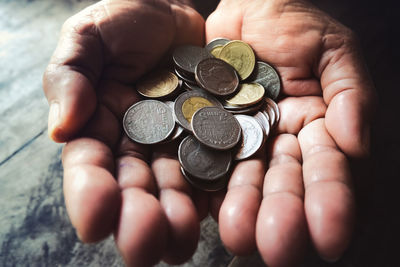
<box><xmin>123</xmin><ymin>38</ymin><xmax>281</xmax><ymax>191</ymax></box>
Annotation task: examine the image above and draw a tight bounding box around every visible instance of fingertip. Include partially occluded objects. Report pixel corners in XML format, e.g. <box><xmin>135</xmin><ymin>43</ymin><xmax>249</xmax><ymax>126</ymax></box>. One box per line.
<box><xmin>160</xmin><ymin>189</ymin><xmax>200</xmax><ymax>264</ymax></box>
<box><xmin>115</xmin><ymin>188</ymin><xmax>168</xmax><ymax>267</ymax></box>
<box><xmin>64</xmin><ymin>165</ymin><xmax>121</xmax><ymax>243</ymax></box>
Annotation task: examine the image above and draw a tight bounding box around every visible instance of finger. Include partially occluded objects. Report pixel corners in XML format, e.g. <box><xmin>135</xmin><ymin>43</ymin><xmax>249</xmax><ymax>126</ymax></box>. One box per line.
<box><xmin>320</xmin><ymin>31</ymin><xmax>376</xmax><ymax>157</ymax></box>
<box><xmin>151</xmin><ymin>144</ymin><xmax>201</xmax><ymax>264</ymax></box>
<box><xmin>256</xmin><ymin>134</ymin><xmax>307</xmax><ymax>267</ymax></box>
<box><xmin>208</xmin><ymin>189</ymin><xmax>226</xmax><ymax>222</ymax></box>
<box><xmin>44</xmin><ymin>1</ymin><xmax>204</xmax><ymax>143</ymax></box>
<box><xmin>276</xmin><ymin>96</ymin><xmax>327</xmax><ymax>135</ymax></box>
<box><xmin>43</xmin><ymin>7</ymin><xmax>102</xmax><ymax>142</ymax></box>
<box><xmin>62</xmin><ymin>137</ymin><xmax>120</xmax><ymax>243</ymax></box>
<box><xmin>298</xmin><ymin>118</ymin><xmax>355</xmax><ymax>261</ymax></box>
<box><xmin>218</xmin><ymin>151</ymin><xmax>266</xmax><ymax>255</ymax></box>
<box><xmin>114</xmin><ymin>136</ymin><xmax>168</xmax><ymax>267</ymax></box>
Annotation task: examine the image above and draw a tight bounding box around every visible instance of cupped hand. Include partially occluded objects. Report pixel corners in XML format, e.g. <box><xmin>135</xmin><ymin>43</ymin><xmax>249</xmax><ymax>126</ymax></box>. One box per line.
<box><xmin>206</xmin><ymin>0</ymin><xmax>375</xmax><ymax>265</ymax></box>
<box><xmin>43</xmin><ymin>0</ymin><xmax>206</xmax><ymax>265</ymax></box>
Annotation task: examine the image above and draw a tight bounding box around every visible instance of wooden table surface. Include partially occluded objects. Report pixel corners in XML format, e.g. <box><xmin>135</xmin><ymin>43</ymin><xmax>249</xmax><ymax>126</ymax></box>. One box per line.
<box><xmin>0</xmin><ymin>0</ymin><xmax>399</xmax><ymax>266</ymax></box>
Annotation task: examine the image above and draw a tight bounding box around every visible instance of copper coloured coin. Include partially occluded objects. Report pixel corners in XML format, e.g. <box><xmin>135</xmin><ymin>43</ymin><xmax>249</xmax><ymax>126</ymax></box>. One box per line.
<box><xmin>173</xmin><ymin>45</ymin><xmax>212</xmax><ymax>75</ymax></box>
<box><xmin>178</xmin><ymin>135</ymin><xmax>232</xmax><ymax>181</ymax></box>
<box><xmin>180</xmin><ymin>167</ymin><xmax>229</xmax><ymax>192</ymax></box>
<box><xmin>195</xmin><ymin>58</ymin><xmax>239</xmax><ymax>96</ymax></box>
<box><xmin>191</xmin><ymin>106</ymin><xmax>241</xmax><ymax>150</ymax></box>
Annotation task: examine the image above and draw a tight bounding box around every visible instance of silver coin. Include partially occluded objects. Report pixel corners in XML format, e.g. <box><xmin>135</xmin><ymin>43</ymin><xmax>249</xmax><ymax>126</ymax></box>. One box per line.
<box><xmin>234</xmin><ymin>115</ymin><xmax>264</xmax><ymax>160</ymax></box>
<box><xmin>174</xmin><ymin>90</ymin><xmax>223</xmax><ymax>132</ymax></box>
<box><xmin>180</xmin><ymin>167</ymin><xmax>229</xmax><ymax>192</ymax></box>
<box><xmin>192</xmin><ymin>106</ymin><xmax>242</xmax><ymax>150</ymax></box>
<box><xmin>123</xmin><ymin>100</ymin><xmax>175</xmax><ymax>144</ymax></box>
<box><xmin>160</xmin><ymin>101</ymin><xmax>184</xmax><ymax>143</ymax></box>
<box><xmin>183</xmin><ymin>81</ymin><xmax>205</xmax><ymax>91</ymax></box>
<box><xmin>205</xmin><ymin>37</ymin><xmax>231</xmax><ymax>53</ymax></box>
<box><xmin>265</xmin><ymin>97</ymin><xmax>280</xmax><ymax>127</ymax></box>
<box><xmin>173</xmin><ymin>45</ymin><xmax>212</xmax><ymax>75</ymax></box>
<box><xmin>178</xmin><ymin>135</ymin><xmax>232</xmax><ymax>181</ymax></box>
<box><xmin>174</xmin><ymin>68</ymin><xmax>197</xmax><ymax>85</ymax></box>
<box><xmin>254</xmin><ymin>111</ymin><xmax>271</xmax><ymax>140</ymax></box>
<box><xmin>195</xmin><ymin>58</ymin><xmax>239</xmax><ymax>96</ymax></box>
<box><xmin>224</xmin><ymin>100</ymin><xmax>264</xmax><ymax>115</ymax></box>
<box><xmin>262</xmin><ymin>100</ymin><xmax>276</xmax><ymax>127</ymax></box>
<box><xmin>249</xmin><ymin>61</ymin><xmax>281</xmax><ymax>100</ymax></box>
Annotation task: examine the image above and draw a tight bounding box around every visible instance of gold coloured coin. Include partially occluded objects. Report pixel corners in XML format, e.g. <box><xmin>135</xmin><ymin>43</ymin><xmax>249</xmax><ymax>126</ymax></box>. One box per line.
<box><xmin>210</xmin><ymin>45</ymin><xmax>223</xmax><ymax>57</ymax></box>
<box><xmin>218</xmin><ymin>40</ymin><xmax>256</xmax><ymax>80</ymax></box>
<box><xmin>136</xmin><ymin>70</ymin><xmax>179</xmax><ymax>98</ymax></box>
<box><xmin>225</xmin><ymin>83</ymin><xmax>265</xmax><ymax>107</ymax></box>
<box><xmin>182</xmin><ymin>96</ymin><xmax>214</xmax><ymax>123</ymax></box>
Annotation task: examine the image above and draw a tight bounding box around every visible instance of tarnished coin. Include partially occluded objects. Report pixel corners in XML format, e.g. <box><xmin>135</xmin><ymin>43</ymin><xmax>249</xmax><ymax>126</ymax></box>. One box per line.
<box><xmin>181</xmin><ymin>167</ymin><xmax>230</xmax><ymax>192</ymax></box>
<box><xmin>183</xmin><ymin>81</ymin><xmax>205</xmax><ymax>91</ymax></box>
<box><xmin>224</xmin><ymin>100</ymin><xmax>264</xmax><ymax>115</ymax></box>
<box><xmin>205</xmin><ymin>37</ymin><xmax>231</xmax><ymax>53</ymax></box>
<box><xmin>225</xmin><ymin>82</ymin><xmax>265</xmax><ymax>107</ymax></box>
<box><xmin>136</xmin><ymin>70</ymin><xmax>179</xmax><ymax>99</ymax></box>
<box><xmin>254</xmin><ymin>111</ymin><xmax>271</xmax><ymax>139</ymax></box>
<box><xmin>218</xmin><ymin>40</ymin><xmax>256</xmax><ymax>80</ymax></box>
<box><xmin>192</xmin><ymin>106</ymin><xmax>242</xmax><ymax>150</ymax></box>
<box><xmin>263</xmin><ymin>102</ymin><xmax>276</xmax><ymax>127</ymax></box>
<box><xmin>161</xmin><ymin>101</ymin><xmax>184</xmax><ymax>143</ymax></box>
<box><xmin>265</xmin><ymin>97</ymin><xmax>280</xmax><ymax>126</ymax></box>
<box><xmin>173</xmin><ymin>45</ymin><xmax>212</xmax><ymax>75</ymax></box>
<box><xmin>175</xmin><ymin>68</ymin><xmax>197</xmax><ymax>85</ymax></box>
<box><xmin>178</xmin><ymin>135</ymin><xmax>232</xmax><ymax>181</ymax></box>
<box><xmin>174</xmin><ymin>90</ymin><xmax>223</xmax><ymax>131</ymax></box>
<box><xmin>123</xmin><ymin>100</ymin><xmax>175</xmax><ymax>144</ymax></box>
<box><xmin>234</xmin><ymin>115</ymin><xmax>264</xmax><ymax>160</ymax></box>
<box><xmin>195</xmin><ymin>58</ymin><xmax>239</xmax><ymax>96</ymax></box>
<box><xmin>249</xmin><ymin>61</ymin><xmax>281</xmax><ymax>100</ymax></box>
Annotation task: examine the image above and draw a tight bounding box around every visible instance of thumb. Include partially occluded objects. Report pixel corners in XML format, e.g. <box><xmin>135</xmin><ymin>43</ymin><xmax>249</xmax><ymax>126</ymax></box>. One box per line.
<box><xmin>321</xmin><ymin>29</ymin><xmax>376</xmax><ymax>158</ymax></box>
<box><xmin>43</xmin><ymin>12</ymin><xmax>100</xmax><ymax>143</ymax></box>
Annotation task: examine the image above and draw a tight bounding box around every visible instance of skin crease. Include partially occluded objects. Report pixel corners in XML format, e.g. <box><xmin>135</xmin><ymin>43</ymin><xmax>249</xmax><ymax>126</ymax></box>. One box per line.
<box><xmin>206</xmin><ymin>0</ymin><xmax>374</xmax><ymax>266</ymax></box>
<box><xmin>43</xmin><ymin>0</ymin><xmax>375</xmax><ymax>266</ymax></box>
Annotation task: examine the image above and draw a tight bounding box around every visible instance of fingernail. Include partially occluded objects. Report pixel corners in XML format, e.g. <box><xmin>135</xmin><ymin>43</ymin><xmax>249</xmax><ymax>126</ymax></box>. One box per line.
<box><xmin>48</xmin><ymin>102</ymin><xmax>60</xmax><ymax>139</ymax></box>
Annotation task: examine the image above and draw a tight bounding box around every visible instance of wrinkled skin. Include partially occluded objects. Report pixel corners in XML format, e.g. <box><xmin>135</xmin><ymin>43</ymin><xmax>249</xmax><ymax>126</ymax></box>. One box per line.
<box><xmin>43</xmin><ymin>0</ymin><xmax>375</xmax><ymax>266</ymax></box>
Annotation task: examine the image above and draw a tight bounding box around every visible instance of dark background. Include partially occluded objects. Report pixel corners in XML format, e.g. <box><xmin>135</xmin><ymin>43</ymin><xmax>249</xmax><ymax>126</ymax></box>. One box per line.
<box><xmin>0</xmin><ymin>0</ymin><xmax>399</xmax><ymax>266</ymax></box>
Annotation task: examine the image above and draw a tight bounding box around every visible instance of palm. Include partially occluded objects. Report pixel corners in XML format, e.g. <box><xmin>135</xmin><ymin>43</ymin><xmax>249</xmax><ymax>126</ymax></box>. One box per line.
<box><xmin>206</xmin><ymin>0</ymin><xmax>374</xmax><ymax>265</ymax></box>
<box><xmin>44</xmin><ymin>1</ymin><xmax>206</xmax><ymax>266</ymax></box>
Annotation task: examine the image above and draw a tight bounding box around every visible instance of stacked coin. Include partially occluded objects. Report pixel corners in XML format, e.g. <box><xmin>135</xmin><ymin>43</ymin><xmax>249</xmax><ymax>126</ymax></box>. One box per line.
<box><xmin>123</xmin><ymin>38</ymin><xmax>281</xmax><ymax>191</ymax></box>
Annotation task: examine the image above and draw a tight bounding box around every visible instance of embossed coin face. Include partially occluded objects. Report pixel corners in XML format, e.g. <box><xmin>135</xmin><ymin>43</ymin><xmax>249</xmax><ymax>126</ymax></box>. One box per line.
<box><xmin>210</xmin><ymin>46</ymin><xmax>223</xmax><ymax>57</ymax></box>
<box><xmin>234</xmin><ymin>115</ymin><xmax>264</xmax><ymax>160</ymax></box>
<box><xmin>174</xmin><ymin>91</ymin><xmax>223</xmax><ymax>131</ymax></box>
<box><xmin>249</xmin><ymin>61</ymin><xmax>281</xmax><ymax>100</ymax></box>
<box><xmin>195</xmin><ymin>58</ymin><xmax>239</xmax><ymax>96</ymax></box>
<box><xmin>123</xmin><ymin>100</ymin><xmax>175</xmax><ymax>144</ymax></box>
<box><xmin>136</xmin><ymin>70</ymin><xmax>179</xmax><ymax>98</ymax></box>
<box><xmin>225</xmin><ymin>82</ymin><xmax>265</xmax><ymax>106</ymax></box>
<box><xmin>178</xmin><ymin>135</ymin><xmax>232</xmax><ymax>181</ymax></box>
<box><xmin>180</xmin><ymin>167</ymin><xmax>229</xmax><ymax>192</ymax></box>
<box><xmin>218</xmin><ymin>40</ymin><xmax>256</xmax><ymax>80</ymax></box>
<box><xmin>205</xmin><ymin>37</ymin><xmax>231</xmax><ymax>53</ymax></box>
<box><xmin>173</xmin><ymin>45</ymin><xmax>212</xmax><ymax>75</ymax></box>
<box><xmin>192</xmin><ymin>106</ymin><xmax>242</xmax><ymax>150</ymax></box>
